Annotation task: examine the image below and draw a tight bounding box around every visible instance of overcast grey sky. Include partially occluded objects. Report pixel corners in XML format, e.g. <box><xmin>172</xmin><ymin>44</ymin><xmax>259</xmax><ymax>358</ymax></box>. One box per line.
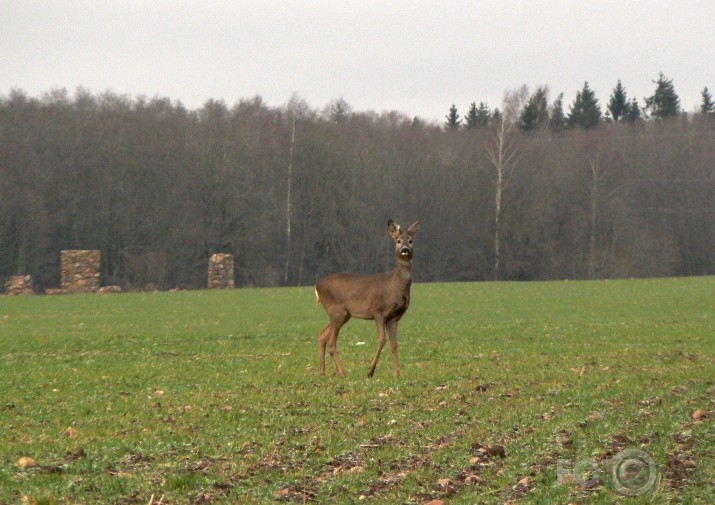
<box><xmin>3</xmin><ymin>1</ymin><xmax>714</xmax><ymax>123</ymax></box>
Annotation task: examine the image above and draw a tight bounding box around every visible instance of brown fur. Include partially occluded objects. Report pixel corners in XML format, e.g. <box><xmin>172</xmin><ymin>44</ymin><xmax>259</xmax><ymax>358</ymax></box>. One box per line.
<box><xmin>314</xmin><ymin>220</ymin><xmax>419</xmax><ymax>378</ymax></box>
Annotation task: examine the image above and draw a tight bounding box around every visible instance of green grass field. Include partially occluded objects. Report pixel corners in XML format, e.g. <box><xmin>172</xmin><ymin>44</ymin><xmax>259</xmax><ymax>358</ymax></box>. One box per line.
<box><xmin>1</xmin><ymin>277</ymin><xmax>713</xmax><ymax>504</ymax></box>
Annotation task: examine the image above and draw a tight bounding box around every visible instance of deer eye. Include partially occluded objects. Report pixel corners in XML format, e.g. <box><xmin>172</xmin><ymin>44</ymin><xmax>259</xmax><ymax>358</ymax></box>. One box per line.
<box><xmin>397</xmin><ymin>239</ymin><xmax>403</xmax><ymax>244</ymax></box>
<box><xmin>408</xmin><ymin>239</ymin><xmax>413</xmax><ymax>245</ymax></box>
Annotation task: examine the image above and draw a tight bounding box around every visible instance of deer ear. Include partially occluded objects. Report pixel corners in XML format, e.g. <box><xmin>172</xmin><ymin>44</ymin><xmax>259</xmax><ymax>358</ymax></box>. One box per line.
<box><xmin>387</xmin><ymin>219</ymin><xmax>401</xmax><ymax>237</ymax></box>
<box><xmin>406</xmin><ymin>221</ymin><xmax>420</xmax><ymax>237</ymax></box>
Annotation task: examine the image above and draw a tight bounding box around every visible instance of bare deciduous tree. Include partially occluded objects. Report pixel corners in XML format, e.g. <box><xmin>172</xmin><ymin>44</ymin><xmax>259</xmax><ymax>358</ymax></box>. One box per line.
<box><xmin>0</xmin><ymin>88</ymin><xmax>713</xmax><ymax>290</ymax></box>
<box><xmin>485</xmin><ymin>90</ymin><xmax>523</xmax><ymax>279</ymax></box>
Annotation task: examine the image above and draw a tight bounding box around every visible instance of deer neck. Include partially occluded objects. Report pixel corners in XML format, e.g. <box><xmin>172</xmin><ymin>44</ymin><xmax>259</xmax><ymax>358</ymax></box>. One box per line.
<box><xmin>394</xmin><ymin>257</ymin><xmax>412</xmax><ymax>284</ymax></box>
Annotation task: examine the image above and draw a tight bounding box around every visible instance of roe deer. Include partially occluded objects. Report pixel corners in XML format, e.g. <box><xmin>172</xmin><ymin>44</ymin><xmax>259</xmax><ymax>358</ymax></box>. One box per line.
<box><xmin>314</xmin><ymin>219</ymin><xmax>419</xmax><ymax>378</ymax></box>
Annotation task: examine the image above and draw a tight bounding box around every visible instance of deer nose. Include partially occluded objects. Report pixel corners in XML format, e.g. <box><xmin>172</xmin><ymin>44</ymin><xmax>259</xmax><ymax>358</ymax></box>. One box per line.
<box><xmin>400</xmin><ymin>246</ymin><xmax>410</xmax><ymax>255</ymax></box>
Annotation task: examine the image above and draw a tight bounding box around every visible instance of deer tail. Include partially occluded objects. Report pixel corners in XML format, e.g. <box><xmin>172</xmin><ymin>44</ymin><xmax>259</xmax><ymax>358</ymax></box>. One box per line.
<box><xmin>314</xmin><ymin>286</ymin><xmax>320</xmax><ymax>304</ymax></box>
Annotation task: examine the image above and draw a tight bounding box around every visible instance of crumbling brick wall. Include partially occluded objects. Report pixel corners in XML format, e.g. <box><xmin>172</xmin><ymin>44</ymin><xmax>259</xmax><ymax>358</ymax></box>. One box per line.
<box><xmin>5</xmin><ymin>275</ymin><xmax>33</xmax><ymax>295</ymax></box>
<box><xmin>208</xmin><ymin>253</ymin><xmax>235</xmax><ymax>289</ymax></box>
<box><xmin>61</xmin><ymin>250</ymin><xmax>101</xmax><ymax>293</ymax></box>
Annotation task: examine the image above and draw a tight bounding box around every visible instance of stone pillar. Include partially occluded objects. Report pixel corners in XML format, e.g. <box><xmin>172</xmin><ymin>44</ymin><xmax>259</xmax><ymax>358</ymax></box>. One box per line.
<box><xmin>208</xmin><ymin>253</ymin><xmax>235</xmax><ymax>289</ymax></box>
<box><xmin>61</xmin><ymin>250</ymin><xmax>101</xmax><ymax>293</ymax></box>
<box><xmin>5</xmin><ymin>275</ymin><xmax>33</xmax><ymax>295</ymax></box>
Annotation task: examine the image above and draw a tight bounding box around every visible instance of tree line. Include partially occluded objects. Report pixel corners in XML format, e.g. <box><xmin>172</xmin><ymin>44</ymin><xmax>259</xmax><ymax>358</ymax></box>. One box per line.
<box><xmin>445</xmin><ymin>73</ymin><xmax>714</xmax><ymax>131</ymax></box>
<box><xmin>1</xmin><ymin>80</ymin><xmax>713</xmax><ymax>291</ymax></box>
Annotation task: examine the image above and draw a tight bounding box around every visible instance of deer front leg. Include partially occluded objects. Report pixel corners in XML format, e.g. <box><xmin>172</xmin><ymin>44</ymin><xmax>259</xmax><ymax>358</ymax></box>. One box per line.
<box><xmin>387</xmin><ymin>318</ymin><xmax>400</xmax><ymax>377</ymax></box>
<box><xmin>367</xmin><ymin>317</ymin><xmax>386</xmax><ymax>378</ymax></box>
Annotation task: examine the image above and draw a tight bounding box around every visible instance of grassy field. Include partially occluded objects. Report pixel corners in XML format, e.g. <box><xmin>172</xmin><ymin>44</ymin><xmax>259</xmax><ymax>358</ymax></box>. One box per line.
<box><xmin>1</xmin><ymin>277</ymin><xmax>713</xmax><ymax>504</ymax></box>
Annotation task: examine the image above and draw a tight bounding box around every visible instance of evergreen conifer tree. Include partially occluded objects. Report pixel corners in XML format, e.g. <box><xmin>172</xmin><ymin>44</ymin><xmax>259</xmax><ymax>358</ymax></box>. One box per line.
<box><xmin>491</xmin><ymin>108</ymin><xmax>502</xmax><ymax>124</ymax></box>
<box><xmin>624</xmin><ymin>97</ymin><xmax>642</xmax><ymax>123</ymax></box>
<box><xmin>445</xmin><ymin>104</ymin><xmax>462</xmax><ymax>130</ymax></box>
<box><xmin>701</xmin><ymin>87</ymin><xmax>714</xmax><ymax>115</ymax></box>
<box><xmin>329</xmin><ymin>97</ymin><xmax>351</xmax><ymax>123</ymax></box>
<box><xmin>608</xmin><ymin>80</ymin><xmax>628</xmax><ymax>122</ymax></box>
<box><xmin>520</xmin><ymin>101</ymin><xmax>538</xmax><ymax>132</ymax></box>
<box><xmin>465</xmin><ymin>102</ymin><xmax>479</xmax><ymax>129</ymax></box>
<box><xmin>520</xmin><ymin>87</ymin><xmax>549</xmax><ymax>132</ymax></box>
<box><xmin>549</xmin><ymin>93</ymin><xmax>566</xmax><ymax>132</ymax></box>
<box><xmin>476</xmin><ymin>102</ymin><xmax>491</xmax><ymax>127</ymax></box>
<box><xmin>644</xmin><ymin>73</ymin><xmax>680</xmax><ymax>119</ymax></box>
<box><xmin>567</xmin><ymin>82</ymin><xmax>601</xmax><ymax>129</ymax></box>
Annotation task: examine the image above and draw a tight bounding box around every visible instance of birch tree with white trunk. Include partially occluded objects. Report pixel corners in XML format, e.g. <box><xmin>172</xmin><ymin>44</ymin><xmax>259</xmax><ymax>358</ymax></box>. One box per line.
<box><xmin>486</xmin><ymin>88</ymin><xmax>524</xmax><ymax>279</ymax></box>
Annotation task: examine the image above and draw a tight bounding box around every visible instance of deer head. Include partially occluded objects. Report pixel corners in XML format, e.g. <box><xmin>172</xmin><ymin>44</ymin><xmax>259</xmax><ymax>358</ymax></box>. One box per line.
<box><xmin>388</xmin><ymin>219</ymin><xmax>420</xmax><ymax>262</ymax></box>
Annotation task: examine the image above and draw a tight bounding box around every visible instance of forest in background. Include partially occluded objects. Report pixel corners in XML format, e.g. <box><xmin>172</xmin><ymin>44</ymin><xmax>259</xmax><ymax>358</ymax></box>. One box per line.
<box><xmin>1</xmin><ymin>77</ymin><xmax>714</xmax><ymax>291</ymax></box>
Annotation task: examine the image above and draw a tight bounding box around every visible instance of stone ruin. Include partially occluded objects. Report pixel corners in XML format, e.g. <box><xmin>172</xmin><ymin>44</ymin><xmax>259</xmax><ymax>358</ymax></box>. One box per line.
<box><xmin>208</xmin><ymin>253</ymin><xmax>235</xmax><ymax>289</ymax></box>
<box><xmin>4</xmin><ymin>275</ymin><xmax>34</xmax><ymax>295</ymax></box>
<box><xmin>5</xmin><ymin>251</ymin><xmax>233</xmax><ymax>294</ymax></box>
<box><xmin>61</xmin><ymin>250</ymin><xmax>101</xmax><ymax>293</ymax></box>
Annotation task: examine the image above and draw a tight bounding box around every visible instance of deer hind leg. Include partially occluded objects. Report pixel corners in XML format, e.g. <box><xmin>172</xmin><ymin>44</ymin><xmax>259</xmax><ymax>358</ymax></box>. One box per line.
<box><xmin>318</xmin><ymin>324</ymin><xmax>331</xmax><ymax>375</ymax></box>
<box><xmin>387</xmin><ymin>318</ymin><xmax>401</xmax><ymax>377</ymax></box>
<box><xmin>367</xmin><ymin>317</ymin><xmax>387</xmax><ymax>378</ymax></box>
<box><xmin>328</xmin><ymin>313</ymin><xmax>349</xmax><ymax>378</ymax></box>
